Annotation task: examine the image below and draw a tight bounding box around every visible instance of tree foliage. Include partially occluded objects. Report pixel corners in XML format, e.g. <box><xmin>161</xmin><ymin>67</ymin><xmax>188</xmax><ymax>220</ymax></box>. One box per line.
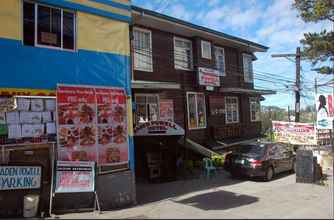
<box><xmin>293</xmin><ymin>0</ymin><xmax>334</xmax><ymax>74</ymax></box>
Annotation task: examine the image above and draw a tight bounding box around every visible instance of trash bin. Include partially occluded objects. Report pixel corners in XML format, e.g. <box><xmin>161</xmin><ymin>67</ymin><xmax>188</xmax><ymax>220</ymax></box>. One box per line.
<box><xmin>23</xmin><ymin>194</ymin><xmax>39</xmax><ymax>218</ymax></box>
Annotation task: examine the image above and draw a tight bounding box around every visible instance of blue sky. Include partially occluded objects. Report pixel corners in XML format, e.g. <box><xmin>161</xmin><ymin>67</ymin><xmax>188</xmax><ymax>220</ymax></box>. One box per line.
<box><xmin>132</xmin><ymin>0</ymin><xmax>333</xmax><ymax>109</ymax></box>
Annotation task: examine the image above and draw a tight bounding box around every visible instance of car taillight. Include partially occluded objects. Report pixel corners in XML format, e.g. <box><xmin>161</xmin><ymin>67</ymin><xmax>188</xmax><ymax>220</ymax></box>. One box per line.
<box><xmin>249</xmin><ymin>159</ymin><xmax>262</xmax><ymax>168</ymax></box>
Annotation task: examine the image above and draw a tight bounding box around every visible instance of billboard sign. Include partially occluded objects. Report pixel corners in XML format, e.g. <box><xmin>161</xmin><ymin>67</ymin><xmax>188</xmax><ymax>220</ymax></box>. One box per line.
<box><xmin>316</xmin><ymin>93</ymin><xmax>333</xmax><ymax>129</ymax></box>
<box><xmin>272</xmin><ymin>121</ymin><xmax>317</xmax><ymax>145</ymax></box>
<box><xmin>0</xmin><ymin>166</ymin><xmax>42</xmax><ymax>190</ymax></box>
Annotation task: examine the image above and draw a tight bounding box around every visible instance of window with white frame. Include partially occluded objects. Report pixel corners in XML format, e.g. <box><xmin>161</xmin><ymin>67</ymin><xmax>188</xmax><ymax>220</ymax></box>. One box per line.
<box><xmin>187</xmin><ymin>92</ymin><xmax>206</xmax><ymax>129</ymax></box>
<box><xmin>135</xmin><ymin>94</ymin><xmax>159</xmax><ymax>124</ymax></box>
<box><xmin>243</xmin><ymin>54</ymin><xmax>253</xmax><ymax>82</ymax></box>
<box><xmin>174</xmin><ymin>37</ymin><xmax>193</xmax><ymax>70</ymax></box>
<box><xmin>133</xmin><ymin>28</ymin><xmax>153</xmax><ymax>72</ymax></box>
<box><xmin>201</xmin><ymin>40</ymin><xmax>211</xmax><ymax>59</ymax></box>
<box><xmin>214</xmin><ymin>46</ymin><xmax>225</xmax><ymax>76</ymax></box>
<box><xmin>225</xmin><ymin>97</ymin><xmax>239</xmax><ymax>124</ymax></box>
<box><xmin>23</xmin><ymin>1</ymin><xmax>76</xmax><ymax>50</ymax></box>
<box><xmin>250</xmin><ymin>97</ymin><xmax>261</xmax><ymax>122</ymax></box>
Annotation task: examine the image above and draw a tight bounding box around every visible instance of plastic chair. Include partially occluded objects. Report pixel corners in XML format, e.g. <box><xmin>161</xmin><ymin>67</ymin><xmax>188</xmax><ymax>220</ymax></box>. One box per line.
<box><xmin>203</xmin><ymin>157</ymin><xmax>217</xmax><ymax>179</ymax></box>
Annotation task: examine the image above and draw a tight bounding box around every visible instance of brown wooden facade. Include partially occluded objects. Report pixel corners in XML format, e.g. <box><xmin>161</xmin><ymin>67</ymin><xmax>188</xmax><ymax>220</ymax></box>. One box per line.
<box><xmin>131</xmin><ymin>6</ymin><xmax>272</xmax><ymax>180</ymax></box>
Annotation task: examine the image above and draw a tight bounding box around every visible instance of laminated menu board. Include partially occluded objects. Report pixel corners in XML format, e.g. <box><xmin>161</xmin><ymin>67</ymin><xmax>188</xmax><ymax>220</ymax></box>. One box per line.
<box><xmin>55</xmin><ymin>161</ymin><xmax>95</xmax><ymax>193</ymax></box>
<box><xmin>56</xmin><ymin>85</ymin><xmax>129</xmax><ymax>166</ymax></box>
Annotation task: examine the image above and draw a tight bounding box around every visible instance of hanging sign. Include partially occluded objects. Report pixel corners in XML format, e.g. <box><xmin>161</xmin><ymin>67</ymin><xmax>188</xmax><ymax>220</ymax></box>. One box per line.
<box><xmin>134</xmin><ymin>120</ymin><xmax>185</xmax><ymax>136</ymax></box>
<box><xmin>272</xmin><ymin>121</ymin><xmax>317</xmax><ymax>145</ymax></box>
<box><xmin>55</xmin><ymin>161</ymin><xmax>95</xmax><ymax>193</ymax></box>
<box><xmin>316</xmin><ymin>93</ymin><xmax>334</xmax><ymax>129</ymax></box>
<box><xmin>198</xmin><ymin>67</ymin><xmax>220</xmax><ymax>87</ymax></box>
<box><xmin>56</xmin><ymin>84</ymin><xmax>129</xmax><ymax>166</ymax></box>
<box><xmin>159</xmin><ymin>99</ymin><xmax>174</xmax><ymax>122</ymax></box>
<box><xmin>0</xmin><ymin>166</ymin><xmax>42</xmax><ymax>190</ymax></box>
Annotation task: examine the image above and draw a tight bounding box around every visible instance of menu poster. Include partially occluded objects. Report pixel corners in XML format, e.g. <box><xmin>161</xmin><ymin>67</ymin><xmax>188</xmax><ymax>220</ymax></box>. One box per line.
<box><xmin>159</xmin><ymin>99</ymin><xmax>174</xmax><ymax>122</ymax></box>
<box><xmin>17</xmin><ymin>98</ymin><xmax>30</xmax><ymax>111</ymax></box>
<box><xmin>57</xmin><ymin>85</ymin><xmax>129</xmax><ymax>166</ymax></box>
<box><xmin>96</xmin><ymin>88</ymin><xmax>128</xmax><ymax>165</ymax></box>
<box><xmin>57</xmin><ymin>86</ymin><xmax>97</xmax><ymax>162</ymax></box>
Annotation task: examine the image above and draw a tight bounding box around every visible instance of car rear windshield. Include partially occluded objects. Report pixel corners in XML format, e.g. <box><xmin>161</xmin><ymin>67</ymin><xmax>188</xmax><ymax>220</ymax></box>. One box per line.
<box><xmin>238</xmin><ymin>144</ymin><xmax>267</xmax><ymax>158</ymax></box>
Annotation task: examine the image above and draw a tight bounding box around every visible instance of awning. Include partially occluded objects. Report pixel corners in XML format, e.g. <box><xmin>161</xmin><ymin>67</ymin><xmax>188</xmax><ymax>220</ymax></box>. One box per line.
<box><xmin>178</xmin><ymin>137</ymin><xmax>217</xmax><ymax>158</ymax></box>
<box><xmin>212</xmin><ymin>137</ymin><xmax>259</xmax><ymax>151</ymax></box>
<box><xmin>219</xmin><ymin>87</ymin><xmax>276</xmax><ymax>95</ymax></box>
<box><xmin>132</xmin><ymin>80</ymin><xmax>181</xmax><ymax>90</ymax></box>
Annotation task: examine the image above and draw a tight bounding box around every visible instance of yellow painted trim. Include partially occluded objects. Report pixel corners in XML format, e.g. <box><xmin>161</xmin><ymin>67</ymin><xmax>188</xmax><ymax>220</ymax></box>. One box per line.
<box><xmin>68</xmin><ymin>0</ymin><xmax>131</xmax><ymax>17</ymax></box>
<box><xmin>77</xmin><ymin>12</ymin><xmax>130</xmax><ymax>56</ymax></box>
<box><xmin>0</xmin><ymin>0</ymin><xmax>21</xmax><ymax>40</ymax></box>
<box><xmin>127</xmin><ymin>96</ymin><xmax>134</xmax><ymax>136</ymax></box>
<box><xmin>0</xmin><ymin>88</ymin><xmax>56</xmax><ymax>96</ymax></box>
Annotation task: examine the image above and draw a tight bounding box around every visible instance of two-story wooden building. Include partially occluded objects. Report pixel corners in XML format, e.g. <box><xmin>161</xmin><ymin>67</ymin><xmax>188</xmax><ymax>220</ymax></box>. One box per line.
<box><xmin>130</xmin><ymin>6</ymin><xmax>275</xmax><ymax>181</ymax></box>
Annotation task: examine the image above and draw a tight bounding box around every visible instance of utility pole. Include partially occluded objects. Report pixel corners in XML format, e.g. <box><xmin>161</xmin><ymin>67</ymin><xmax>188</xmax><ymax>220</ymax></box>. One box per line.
<box><xmin>288</xmin><ymin>105</ymin><xmax>291</xmax><ymax>122</ymax></box>
<box><xmin>272</xmin><ymin>47</ymin><xmax>301</xmax><ymax>122</ymax></box>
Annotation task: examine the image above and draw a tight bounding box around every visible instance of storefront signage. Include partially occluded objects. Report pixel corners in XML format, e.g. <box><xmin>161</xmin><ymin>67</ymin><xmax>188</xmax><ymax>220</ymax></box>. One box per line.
<box><xmin>134</xmin><ymin>120</ymin><xmax>185</xmax><ymax>136</ymax></box>
<box><xmin>56</xmin><ymin>84</ymin><xmax>129</xmax><ymax>166</ymax></box>
<box><xmin>55</xmin><ymin>161</ymin><xmax>95</xmax><ymax>193</ymax></box>
<box><xmin>0</xmin><ymin>166</ymin><xmax>41</xmax><ymax>190</ymax></box>
<box><xmin>198</xmin><ymin>67</ymin><xmax>220</xmax><ymax>87</ymax></box>
<box><xmin>159</xmin><ymin>99</ymin><xmax>174</xmax><ymax>122</ymax></box>
<box><xmin>0</xmin><ymin>88</ymin><xmax>56</xmax><ymax>97</ymax></box>
<box><xmin>316</xmin><ymin>93</ymin><xmax>333</xmax><ymax>129</ymax></box>
<box><xmin>272</xmin><ymin>121</ymin><xmax>317</xmax><ymax>145</ymax></box>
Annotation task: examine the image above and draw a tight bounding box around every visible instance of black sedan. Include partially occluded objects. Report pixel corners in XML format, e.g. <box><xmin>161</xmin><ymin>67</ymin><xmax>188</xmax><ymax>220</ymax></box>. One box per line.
<box><xmin>224</xmin><ymin>141</ymin><xmax>296</xmax><ymax>181</ymax></box>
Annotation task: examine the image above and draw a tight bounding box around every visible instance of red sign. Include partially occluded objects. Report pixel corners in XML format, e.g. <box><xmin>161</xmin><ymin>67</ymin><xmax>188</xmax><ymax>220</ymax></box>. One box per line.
<box><xmin>198</xmin><ymin>67</ymin><xmax>220</xmax><ymax>87</ymax></box>
<box><xmin>134</xmin><ymin>120</ymin><xmax>185</xmax><ymax>136</ymax></box>
<box><xmin>56</xmin><ymin>85</ymin><xmax>129</xmax><ymax>166</ymax></box>
<box><xmin>159</xmin><ymin>99</ymin><xmax>174</xmax><ymax>122</ymax></box>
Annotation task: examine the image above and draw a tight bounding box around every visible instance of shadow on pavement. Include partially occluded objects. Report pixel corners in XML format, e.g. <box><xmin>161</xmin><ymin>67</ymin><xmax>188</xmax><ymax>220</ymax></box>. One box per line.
<box><xmin>136</xmin><ymin>170</ymin><xmax>244</xmax><ymax>205</ymax></box>
<box><xmin>173</xmin><ymin>190</ymin><xmax>259</xmax><ymax>211</ymax></box>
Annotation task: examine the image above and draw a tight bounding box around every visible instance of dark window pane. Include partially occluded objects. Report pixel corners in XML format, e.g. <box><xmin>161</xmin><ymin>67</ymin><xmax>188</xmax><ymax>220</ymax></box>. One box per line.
<box><xmin>63</xmin><ymin>11</ymin><xmax>75</xmax><ymax>50</ymax></box>
<box><xmin>23</xmin><ymin>2</ymin><xmax>35</xmax><ymax>46</ymax></box>
<box><xmin>37</xmin><ymin>5</ymin><xmax>61</xmax><ymax>48</ymax></box>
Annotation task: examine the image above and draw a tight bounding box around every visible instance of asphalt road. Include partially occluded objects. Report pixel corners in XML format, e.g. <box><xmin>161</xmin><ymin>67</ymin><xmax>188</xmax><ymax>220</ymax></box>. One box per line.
<box><xmin>51</xmin><ymin>169</ymin><xmax>333</xmax><ymax>219</ymax></box>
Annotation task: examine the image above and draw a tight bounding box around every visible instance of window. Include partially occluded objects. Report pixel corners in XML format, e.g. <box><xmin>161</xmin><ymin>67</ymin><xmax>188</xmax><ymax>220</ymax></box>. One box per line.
<box><xmin>133</xmin><ymin>28</ymin><xmax>153</xmax><ymax>72</ymax></box>
<box><xmin>187</xmin><ymin>92</ymin><xmax>206</xmax><ymax>129</ymax></box>
<box><xmin>243</xmin><ymin>54</ymin><xmax>253</xmax><ymax>82</ymax></box>
<box><xmin>23</xmin><ymin>1</ymin><xmax>75</xmax><ymax>50</ymax></box>
<box><xmin>250</xmin><ymin>97</ymin><xmax>261</xmax><ymax>122</ymax></box>
<box><xmin>201</xmin><ymin>40</ymin><xmax>211</xmax><ymax>59</ymax></box>
<box><xmin>214</xmin><ymin>46</ymin><xmax>225</xmax><ymax>76</ymax></box>
<box><xmin>135</xmin><ymin>94</ymin><xmax>159</xmax><ymax>124</ymax></box>
<box><xmin>174</xmin><ymin>37</ymin><xmax>193</xmax><ymax>70</ymax></box>
<box><xmin>225</xmin><ymin>97</ymin><xmax>239</xmax><ymax>124</ymax></box>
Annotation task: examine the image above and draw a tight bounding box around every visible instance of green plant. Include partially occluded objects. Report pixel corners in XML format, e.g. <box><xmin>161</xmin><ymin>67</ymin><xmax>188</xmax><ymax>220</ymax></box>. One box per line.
<box><xmin>211</xmin><ymin>154</ymin><xmax>225</xmax><ymax>167</ymax></box>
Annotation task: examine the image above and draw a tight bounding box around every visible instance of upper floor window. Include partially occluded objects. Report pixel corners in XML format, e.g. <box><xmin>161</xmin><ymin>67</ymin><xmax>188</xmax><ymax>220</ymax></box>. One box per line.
<box><xmin>249</xmin><ymin>97</ymin><xmax>260</xmax><ymax>122</ymax></box>
<box><xmin>135</xmin><ymin>94</ymin><xmax>159</xmax><ymax>124</ymax></box>
<box><xmin>201</xmin><ymin>40</ymin><xmax>211</xmax><ymax>59</ymax></box>
<box><xmin>243</xmin><ymin>54</ymin><xmax>253</xmax><ymax>83</ymax></box>
<box><xmin>214</xmin><ymin>46</ymin><xmax>225</xmax><ymax>76</ymax></box>
<box><xmin>133</xmin><ymin>28</ymin><xmax>153</xmax><ymax>72</ymax></box>
<box><xmin>174</xmin><ymin>37</ymin><xmax>193</xmax><ymax>71</ymax></box>
<box><xmin>23</xmin><ymin>1</ymin><xmax>76</xmax><ymax>51</ymax></box>
<box><xmin>187</xmin><ymin>92</ymin><xmax>206</xmax><ymax>129</ymax></box>
<box><xmin>225</xmin><ymin>97</ymin><xmax>239</xmax><ymax>124</ymax></box>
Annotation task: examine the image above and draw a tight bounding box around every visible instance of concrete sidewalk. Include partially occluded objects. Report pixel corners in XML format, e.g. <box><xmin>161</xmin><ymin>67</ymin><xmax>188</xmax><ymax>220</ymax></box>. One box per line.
<box><xmin>50</xmin><ymin>170</ymin><xmax>333</xmax><ymax>219</ymax></box>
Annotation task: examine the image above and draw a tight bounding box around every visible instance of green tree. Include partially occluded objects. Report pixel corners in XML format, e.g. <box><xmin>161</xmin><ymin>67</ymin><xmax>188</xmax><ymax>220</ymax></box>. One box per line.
<box><xmin>293</xmin><ymin>0</ymin><xmax>334</xmax><ymax>74</ymax></box>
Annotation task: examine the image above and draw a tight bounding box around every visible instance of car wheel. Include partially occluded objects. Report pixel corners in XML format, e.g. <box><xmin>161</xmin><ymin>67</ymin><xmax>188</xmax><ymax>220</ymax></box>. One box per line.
<box><xmin>265</xmin><ymin>167</ymin><xmax>274</xmax><ymax>181</ymax></box>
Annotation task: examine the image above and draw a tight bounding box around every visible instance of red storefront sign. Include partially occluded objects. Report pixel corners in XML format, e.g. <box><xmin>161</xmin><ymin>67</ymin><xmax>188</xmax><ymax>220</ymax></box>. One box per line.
<box><xmin>134</xmin><ymin>120</ymin><xmax>185</xmax><ymax>136</ymax></box>
<box><xmin>198</xmin><ymin>67</ymin><xmax>220</xmax><ymax>87</ymax></box>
